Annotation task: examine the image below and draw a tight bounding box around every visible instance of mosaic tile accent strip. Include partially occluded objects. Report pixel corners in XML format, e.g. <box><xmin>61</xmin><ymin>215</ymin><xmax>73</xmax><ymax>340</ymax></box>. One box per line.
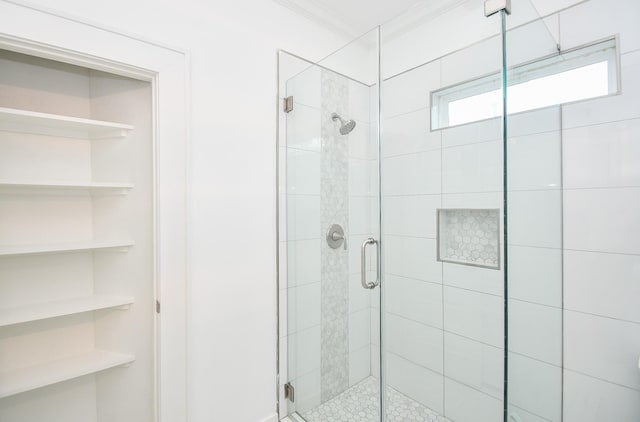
<box><xmin>437</xmin><ymin>208</ymin><xmax>500</xmax><ymax>269</ymax></box>
<box><xmin>298</xmin><ymin>377</ymin><xmax>454</xmax><ymax>422</ymax></box>
<box><xmin>320</xmin><ymin>69</ymin><xmax>350</xmax><ymax>402</ymax></box>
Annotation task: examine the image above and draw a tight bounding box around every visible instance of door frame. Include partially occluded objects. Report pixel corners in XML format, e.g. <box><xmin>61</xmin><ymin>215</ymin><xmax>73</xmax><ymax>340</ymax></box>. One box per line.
<box><xmin>0</xmin><ymin>2</ymin><xmax>190</xmax><ymax>420</ymax></box>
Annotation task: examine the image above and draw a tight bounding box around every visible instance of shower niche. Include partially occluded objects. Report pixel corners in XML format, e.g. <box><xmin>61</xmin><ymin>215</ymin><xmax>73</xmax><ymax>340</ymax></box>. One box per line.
<box><xmin>437</xmin><ymin>208</ymin><xmax>500</xmax><ymax>269</ymax></box>
<box><xmin>0</xmin><ymin>49</ymin><xmax>156</xmax><ymax>421</ymax></box>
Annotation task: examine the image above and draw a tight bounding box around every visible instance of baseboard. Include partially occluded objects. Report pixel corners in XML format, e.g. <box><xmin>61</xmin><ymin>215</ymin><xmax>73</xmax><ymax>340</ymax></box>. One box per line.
<box><xmin>258</xmin><ymin>413</ymin><xmax>279</xmax><ymax>422</ymax></box>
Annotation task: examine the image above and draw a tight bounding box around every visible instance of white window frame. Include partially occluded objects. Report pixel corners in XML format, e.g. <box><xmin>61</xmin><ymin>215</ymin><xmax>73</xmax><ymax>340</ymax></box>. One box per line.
<box><xmin>431</xmin><ymin>36</ymin><xmax>620</xmax><ymax>130</ymax></box>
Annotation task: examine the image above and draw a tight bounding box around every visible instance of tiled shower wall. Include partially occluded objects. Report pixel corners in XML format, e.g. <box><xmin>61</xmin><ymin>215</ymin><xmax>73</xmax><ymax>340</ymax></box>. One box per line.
<box><xmin>378</xmin><ymin>1</ymin><xmax>640</xmax><ymax>421</ymax></box>
<box><xmin>379</xmin><ymin>53</ymin><xmax>509</xmax><ymax>421</ymax></box>
<box><xmin>554</xmin><ymin>0</ymin><xmax>640</xmax><ymax>420</ymax></box>
<box><xmin>280</xmin><ymin>64</ymin><xmax>377</xmax><ymax>415</ymax></box>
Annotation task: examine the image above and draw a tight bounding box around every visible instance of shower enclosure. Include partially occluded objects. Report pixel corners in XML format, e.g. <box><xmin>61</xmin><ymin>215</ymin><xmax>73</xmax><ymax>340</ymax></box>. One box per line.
<box><xmin>278</xmin><ymin>1</ymin><xmax>638</xmax><ymax>421</ymax></box>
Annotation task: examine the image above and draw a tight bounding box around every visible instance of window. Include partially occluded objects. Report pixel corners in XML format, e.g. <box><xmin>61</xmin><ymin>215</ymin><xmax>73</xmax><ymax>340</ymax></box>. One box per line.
<box><xmin>431</xmin><ymin>38</ymin><xmax>619</xmax><ymax>130</ymax></box>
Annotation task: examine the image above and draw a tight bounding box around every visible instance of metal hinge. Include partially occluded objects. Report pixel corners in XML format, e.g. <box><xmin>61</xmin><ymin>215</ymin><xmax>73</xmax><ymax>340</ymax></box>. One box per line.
<box><xmin>156</xmin><ymin>300</ymin><xmax>161</xmax><ymax>314</ymax></box>
<box><xmin>484</xmin><ymin>0</ymin><xmax>511</xmax><ymax>16</ymax></box>
<box><xmin>283</xmin><ymin>96</ymin><xmax>293</xmax><ymax>113</ymax></box>
<box><xmin>284</xmin><ymin>382</ymin><xmax>295</xmax><ymax>402</ymax></box>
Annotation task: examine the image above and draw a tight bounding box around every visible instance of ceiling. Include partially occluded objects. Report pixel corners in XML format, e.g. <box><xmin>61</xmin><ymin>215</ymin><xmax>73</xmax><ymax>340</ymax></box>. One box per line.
<box><xmin>273</xmin><ymin>0</ymin><xmax>467</xmax><ymax>38</ymax></box>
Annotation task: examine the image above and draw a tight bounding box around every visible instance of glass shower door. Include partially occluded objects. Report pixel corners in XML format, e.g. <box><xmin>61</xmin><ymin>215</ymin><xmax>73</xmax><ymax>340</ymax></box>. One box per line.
<box><xmin>278</xmin><ymin>27</ymin><xmax>382</xmax><ymax>422</ymax></box>
<box><xmin>379</xmin><ymin>3</ymin><xmax>508</xmax><ymax>422</ymax></box>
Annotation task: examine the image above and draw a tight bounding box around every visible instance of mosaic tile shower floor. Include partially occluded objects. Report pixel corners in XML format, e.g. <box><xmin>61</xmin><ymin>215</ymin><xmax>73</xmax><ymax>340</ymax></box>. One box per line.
<box><xmin>298</xmin><ymin>377</ymin><xmax>453</xmax><ymax>422</ymax></box>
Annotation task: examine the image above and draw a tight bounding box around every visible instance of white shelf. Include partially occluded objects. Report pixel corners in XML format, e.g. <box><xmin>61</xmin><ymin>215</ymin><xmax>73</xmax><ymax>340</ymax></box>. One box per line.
<box><xmin>0</xmin><ymin>349</ymin><xmax>135</xmax><ymax>399</ymax></box>
<box><xmin>0</xmin><ymin>240</ymin><xmax>134</xmax><ymax>257</ymax></box>
<box><xmin>0</xmin><ymin>295</ymin><xmax>134</xmax><ymax>327</ymax></box>
<box><xmin>0</xmin><ymin>107</ymin><xmax>133</xmax><ymax>139</ymax></box>
<box><xmin>0</xmin><ymin>180</ymin><xmax>133</xmax><ymax>194</ymax></box>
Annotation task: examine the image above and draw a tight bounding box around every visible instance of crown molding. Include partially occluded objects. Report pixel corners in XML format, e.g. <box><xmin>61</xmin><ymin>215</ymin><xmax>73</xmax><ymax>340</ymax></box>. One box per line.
<box><xmin>380</xmin><ymin>0</ymin><xmax>470</xmax><ymax>41</ymax></box>
<box><xmin>272</xmin><ymin>0</ymin><xmax>363</xmax><ymax>38</ymax></box>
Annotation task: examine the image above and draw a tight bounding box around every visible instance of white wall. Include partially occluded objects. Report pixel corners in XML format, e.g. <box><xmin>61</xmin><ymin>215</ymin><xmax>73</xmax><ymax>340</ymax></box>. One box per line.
<box><xmin>7</xmin><ymin>1</ymin><xmax>350</xmax><ymax>421</ymax></box>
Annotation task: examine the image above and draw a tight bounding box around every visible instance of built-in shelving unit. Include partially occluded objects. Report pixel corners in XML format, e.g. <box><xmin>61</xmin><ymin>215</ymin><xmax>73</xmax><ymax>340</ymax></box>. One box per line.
<box><xmin>0</xmin><ymin>107</ymin><xmax>133</xmax><ymax>139</ymax></box>
<box><xmin>0</xmin><ymin>295</ymin><xmax>135</xmax><ymax>327</ymax></box>
<box><xmin>0</xmin><ymin>240</ymin><xmax>135</xmax><ymax>257</ymax></box>
<box><xmin>0</xmin><ymin>48</ymin><xmax>154</xmax><ymax>420</ymax></box>
<box><xmin>0</xmin><ymin>180</ymin><xmax>133</xmax><ymax>194</ymax></box>
<box><xmin>0</xmin><ymin>350</ymin><xmax>135</xmax><ymax>399</ymax></box>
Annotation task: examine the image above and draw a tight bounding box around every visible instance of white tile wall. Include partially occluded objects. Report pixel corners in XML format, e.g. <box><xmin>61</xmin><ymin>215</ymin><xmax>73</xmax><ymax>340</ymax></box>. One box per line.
<box><xmin>529</xmin><ymin>0</ymin><xmax>584</xmax><ymax>18</ymax></box>
<box><xmin>441</xmin><ymin>117</ymin><xmax>502</xmax><ymax>148</ymax></box>
<box><xmin>564</xmin><ymin>311</ymin><xmax>640</xmax><ymax>391</ymax></box>
<box><xmin>386</xmin><ymin>353</ymin><xmax>444</xmax><ymax>413</ymax></box>
<box><xmin>558</xmin><ymin>2</ymin><xmax>640</xmax><ymax>420</ymax></box>
<box><xmin>563</xmin><ymin>118</ymin><xmax>640</xmax><ymax>189</ymax></box>
<box><xmin>348</xmin><ymin>79</ymin><xmax>371</xmax><ymax>122</ymax></box>
<box><xmin>287</xmin><ymin>282</ymin><xmax>320</xmax><ymax>335</ymax></box>
<box><xmin>384</xmin><ymin>236</ymin><xmax>441</xmax><ymax>282</ymax></box>
<box><xmin>442</xmin><ymin>261</ymin><xmax>502</xmax><ymax>297</ymax></box>
<box><xmin>442</xmin><ymin>141</ymin><xmax>502</xmax><ymax>194</ymax></box>
<box><xmin>443</xmin><ymin>286</ymin><xmax>503</xmax><ymax>348</ymax></box>
<box><xmin>559</xmin><ymin>0</ymin><xmax>640</xmax><ymax>54</ymax></box>
<box><xmin>508</xmin><ymin>131</ymin><xmax>562</xmax><ymax>190</ymax></box>
<box><xmin>286</xmin><ymin>103</ymin><xmax>322</xmax><ymax>151</ymax></box>
<box><xmin>508</xmin><ymin>245</ymin><xmax>562</xmax><ymax>307</ymax></box>
<box><xmin>287</xmin><ymin>66</ymin><xmax>321</xmax><ymax>109</ymax></box>
<box><xmin>287</xmin><ymin>326</ymin><xmax>321</xmax><ymax>381</ymax></box>
<box><xmin>386</xmin><ymin>313</ymin><xmax>443</xmax><ymax>373</ymax></box>
<box><xmin>287</xmin><ymin>239</ymin><xmax>321</xmax><ymax>287</ymax></box>
<box><xmin>349</xmin><ymin>345</ymin><xmax>371</xmax><ymax>386</ymax></box>
<box><xmin>349</xmin><ymin>158</ymin><xmax>373</xmax><ymax>196</ymax></box>
<box><xmin>385</xmin><ymin>275</ymin><xmax>443</xmax><ymax>328</ymax></box>
<box><xmin>292</xmin><ymin>369</ymin><xmax>321</xmax><ymax>414</ymax></box>
<box><xmin>443</xmin><ymin>378</ymin><xmax>502</xmax><ymax>422</ymax></box>
<box><xmin>563</xmin><ymin>370</ymin><xmax>640</xmax><ymax>422</ymax></box>
<box><xmin>348</xmin><ymin>273</ymin><xmax>370</xmax><ymax>313</ymax></box>
<box><xmin>286</xmin><ymin>194</ymin><xmax>320</xmax><ymax>241</ymax></box>
<box><xmin>509</xmin><ymin>300</ymin><xmax>562</xmax><ymax>366</ymax></box>
<box><xmin>382</xmin><ymin>151</ymin><xmax>442</xmax><ymax>195</ymax></box>
<box><xmin>506</xmin><ymin>17</ymin><xmax>560</xmax><ymax>67</ymax></box>
<box><xmin>508</xmin><ymin>353</ymin><xmax>562</xmax><ymax>422</ymax></box>
<box><xmin>287</xmin><ymin>148</ymin><xmax>320</xmax><ymax>195</ymax></box>
<box><xmin>349</xmin><ymin>195</ymin><xmax>372</xmax><ymax>235</ymax></box>
<box><xmin>508</xmin><ymin>406</ymin><xmax>552</xmax><ymax>422</ymax></box>
<box><xmin>564</xmin><ymin>250</ymin><xmax>640</xmax><ymax>323</ymax></box>
<box><xmin>508</xmin><ymin>106</ymin><xmax>561</xmax><ymax>137</ymax></box>
<box><xmin>382</xmin><ymin>109</ymin><xmax>440</xmax><ymax>157</ymax></box>
<box><xmin>444</xmin><ymin>333</ymin><xmax>503</xmax><ymax>399</ymax></box>
<box><xmin>508</xmin><ymin>190</ymin><xmax>562</xmax><ymax>248</ymax></box>
<box><xmin>349</xmin><ymin>308</ymin><xmax>371</xmax><ymax>352</ymax></box>
<box><xmin>564</xmin><ymin>187</ymin><xmax>640</xmax><ymax>254</ymax></box>
<box><xmin>382</xmin><ymin>61</ymin><xmax>440</xmax><ymax>118</ymax></box>
<box><xmin>383</xmin><ymin>194</ymin><xmax>439</xmax><ymax>238</ymax></box>
<box><xmin>440</xmin><ymin>36</ymin><xmax>501</xmax><ymax>87</ymax></box>
<box><xmin>348</xmin><ymin>121</ymin><xmax>372</xmax><ymax>160</ymax></box>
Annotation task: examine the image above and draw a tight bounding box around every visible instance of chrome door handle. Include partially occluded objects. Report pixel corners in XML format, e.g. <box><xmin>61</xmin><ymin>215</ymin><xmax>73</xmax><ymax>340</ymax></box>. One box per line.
<box><xmin>361</xmin><ymin>237</ymin><xmax>379</xmax><ymax>290</ymax></box>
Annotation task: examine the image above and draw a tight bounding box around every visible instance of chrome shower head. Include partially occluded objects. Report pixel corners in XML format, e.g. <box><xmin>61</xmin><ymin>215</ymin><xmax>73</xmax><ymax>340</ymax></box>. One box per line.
<box><xmin>331</xmin><ymin>112</ymin><xmax>356</xmax><ymax>135</ymax></box>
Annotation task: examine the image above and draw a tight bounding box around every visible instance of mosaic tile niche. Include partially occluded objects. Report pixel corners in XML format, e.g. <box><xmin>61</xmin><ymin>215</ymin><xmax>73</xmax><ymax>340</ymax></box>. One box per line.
<box><xmin>437</xmin><ymin>208</ymin><xmax>500</xmax><ymax>269</ymax></box>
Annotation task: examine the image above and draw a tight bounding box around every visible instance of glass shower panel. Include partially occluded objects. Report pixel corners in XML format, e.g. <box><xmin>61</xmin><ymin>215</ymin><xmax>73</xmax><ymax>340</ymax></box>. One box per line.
<box><xmin>380</xmin><ymin>2</ymin><xmax>506</xmax><ymax>421</ymax></box>
<box><xmin>278</xmin><ymin>26</ymin><xmax>380</xmax><ymax>422</ymax></box>
<box><xmin>504</xmin><ymin>5</ymin><xmax>564</xmax><ymax>422</ymax></box>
